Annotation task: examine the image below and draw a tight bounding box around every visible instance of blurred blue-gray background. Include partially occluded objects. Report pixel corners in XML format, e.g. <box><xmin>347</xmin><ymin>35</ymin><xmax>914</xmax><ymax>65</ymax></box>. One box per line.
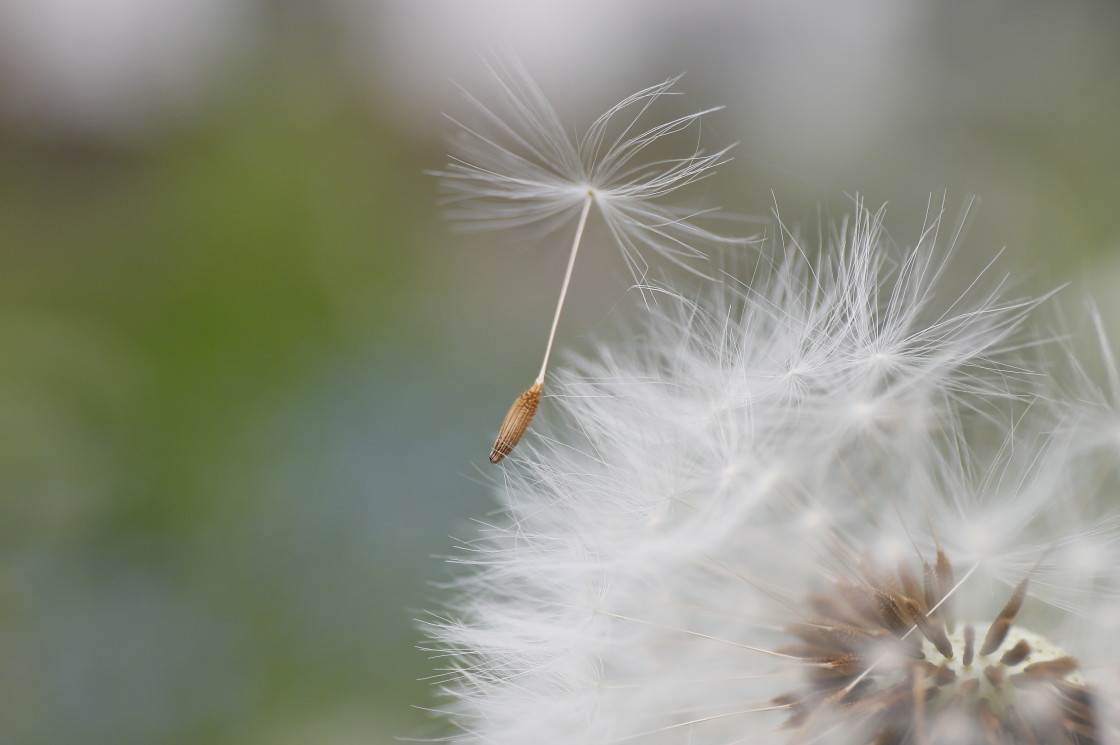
<box><xmin>0</xmin><ymin>1</ymin><xmax>1117</xmax><ymax>743</ymax></box>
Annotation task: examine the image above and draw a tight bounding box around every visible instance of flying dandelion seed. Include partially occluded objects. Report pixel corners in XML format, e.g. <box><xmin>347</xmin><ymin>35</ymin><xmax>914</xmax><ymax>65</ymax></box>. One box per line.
<box><xmin>433</xmin><ymin>56</ymin><xmax>737</xmax><ymax>462</ymax></box>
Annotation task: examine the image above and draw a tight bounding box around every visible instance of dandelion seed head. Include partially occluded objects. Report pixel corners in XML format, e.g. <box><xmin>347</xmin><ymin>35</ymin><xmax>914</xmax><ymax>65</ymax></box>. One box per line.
<box><xmin>427</xmin><ymin>201</ymin><xmax>1120</xmax><ymax>745</ymax></box>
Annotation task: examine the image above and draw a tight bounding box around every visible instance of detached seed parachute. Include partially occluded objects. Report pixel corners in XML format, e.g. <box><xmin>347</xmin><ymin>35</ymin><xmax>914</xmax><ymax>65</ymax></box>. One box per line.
<box><xmin>432</xmin><ymin>56</ymin><xmax>733</xmax><ymax>463</ymax></box>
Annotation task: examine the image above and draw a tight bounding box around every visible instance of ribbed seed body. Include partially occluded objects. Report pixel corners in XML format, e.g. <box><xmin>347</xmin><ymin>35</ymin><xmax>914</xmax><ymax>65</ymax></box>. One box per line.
<box><xmin>489</xmin><ymin>382</ymin><xmax>542</xmax><ymax>463</ymax></box>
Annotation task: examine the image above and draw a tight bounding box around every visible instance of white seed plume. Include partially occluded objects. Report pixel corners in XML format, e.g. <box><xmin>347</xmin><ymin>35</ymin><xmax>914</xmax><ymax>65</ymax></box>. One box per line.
<box><xmin>434</xmin><ymin>56</ymin><xmax>737</xmax><ymax>462</ymax></box>
<box><xmin>425</xmin><ymin>202</ymin><xmax>1120</xmax><ymax>744</ymax></box>
<box><xmin>435</xmin><ymin>55</ymin><xmax>736</xmax><ymax>273</ymax></box>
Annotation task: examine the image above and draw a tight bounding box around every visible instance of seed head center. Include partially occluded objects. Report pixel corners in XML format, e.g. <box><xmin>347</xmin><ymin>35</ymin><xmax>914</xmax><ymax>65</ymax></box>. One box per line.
<box><xmin>919</xmin><ymin>624</ymin><xmax>1083</xmax><ymax>718</ymax></box>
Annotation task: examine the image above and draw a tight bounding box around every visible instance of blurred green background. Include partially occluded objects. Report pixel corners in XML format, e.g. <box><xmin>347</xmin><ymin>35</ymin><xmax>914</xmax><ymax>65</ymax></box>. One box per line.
<box><xmin>0</xmin><ymin>1</ymin><xmax>1117</xmax><ymax>743</ymax></box>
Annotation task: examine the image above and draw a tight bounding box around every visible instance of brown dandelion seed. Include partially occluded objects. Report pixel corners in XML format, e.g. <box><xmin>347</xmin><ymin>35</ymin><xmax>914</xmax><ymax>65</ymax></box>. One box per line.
<box><xmin>980</xmin><ymin>575</ymin><xmax>1029</xmax><ymax>656</ymax></box>
<box><xmin>962</xmin><ymin>623</ymin><xmax>975</xmax><ymax>667</ymax></box>
<box><xmin>489</xmin><ymin>382</ymin><xmax>542</xmax><ymax>464</ymax></box>
<box><xmin>1000</xmin><ymin>639</ymin><xmax>1031</xmax><ymax>666</ymax></box>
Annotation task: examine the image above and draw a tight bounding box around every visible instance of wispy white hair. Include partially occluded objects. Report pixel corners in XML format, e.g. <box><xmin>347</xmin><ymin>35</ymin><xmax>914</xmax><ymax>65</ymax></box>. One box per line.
<box><xmin>432</xmin><ymin>55</ymin><xmax>739</xmax><ymax>276</ymax></box>
<box><xmin>424</xmin><ymin>201</ymin><xmax>1120</xmax><ymax>744</ymax></box>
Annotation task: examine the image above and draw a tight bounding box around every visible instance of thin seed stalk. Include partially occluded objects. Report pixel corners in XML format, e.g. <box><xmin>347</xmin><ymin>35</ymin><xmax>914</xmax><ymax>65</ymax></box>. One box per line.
<box><xmin>489</xmin><ymin>191</ymin><xmax>594</xmax><ymax>464</ymax></box>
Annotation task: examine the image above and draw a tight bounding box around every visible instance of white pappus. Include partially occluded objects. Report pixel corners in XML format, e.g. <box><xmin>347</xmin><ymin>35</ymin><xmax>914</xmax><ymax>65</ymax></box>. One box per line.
<box><xmin>426</xmin><ymin>63</ymin><xmax>1120</xmax><ymax>745</ymax></box>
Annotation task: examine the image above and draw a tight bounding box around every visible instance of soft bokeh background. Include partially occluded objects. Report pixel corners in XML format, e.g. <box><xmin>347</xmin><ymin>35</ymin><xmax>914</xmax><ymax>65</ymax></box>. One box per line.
<box><xmin>1</xmin><ymin>1</ymin><xmax>1117</xmax><ymax>743</ymax></box>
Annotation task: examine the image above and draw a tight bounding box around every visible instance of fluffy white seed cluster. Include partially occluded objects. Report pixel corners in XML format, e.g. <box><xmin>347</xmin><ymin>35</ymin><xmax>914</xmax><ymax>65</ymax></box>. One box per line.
<box><xmin>428</xmin><ymin>64</ymin><xmax>1120</xmax><ymax>745</ymax></box>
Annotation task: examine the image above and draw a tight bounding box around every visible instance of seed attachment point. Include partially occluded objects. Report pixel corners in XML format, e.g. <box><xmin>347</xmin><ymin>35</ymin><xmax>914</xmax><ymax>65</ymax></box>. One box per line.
<box><xmin>489</xmin><ymin>381</ymin><xmax>543</xmax><ymax>464</ymax></box>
